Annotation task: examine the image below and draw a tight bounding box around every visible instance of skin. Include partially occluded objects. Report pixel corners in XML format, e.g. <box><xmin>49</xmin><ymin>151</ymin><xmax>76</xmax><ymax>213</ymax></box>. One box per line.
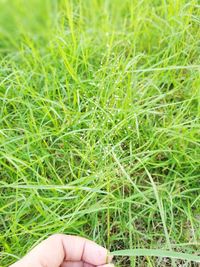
<box><xmin>10</xmin><ymin>234</ymin><xmax>114</xmax><ymax>267</ymax></box>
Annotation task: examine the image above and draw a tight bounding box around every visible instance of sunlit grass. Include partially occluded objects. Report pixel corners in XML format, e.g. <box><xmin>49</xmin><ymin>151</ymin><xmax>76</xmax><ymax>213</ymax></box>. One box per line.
<box><xmin>0</xmin><ymin>0</ymin><xmax>200</xmax><ymax>266</ymax></box>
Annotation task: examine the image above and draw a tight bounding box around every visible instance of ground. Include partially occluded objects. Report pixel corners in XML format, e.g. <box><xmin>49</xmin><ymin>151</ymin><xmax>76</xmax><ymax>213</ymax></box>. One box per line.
<box><xmin>0</xmin><ymin>0</ymin><xmax>200</xmax><ymax>266</ymax></box>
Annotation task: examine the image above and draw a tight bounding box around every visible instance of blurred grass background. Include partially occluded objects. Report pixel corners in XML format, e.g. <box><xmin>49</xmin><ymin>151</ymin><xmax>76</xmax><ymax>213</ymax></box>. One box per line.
<box><xmin>0</xmin><ymin>0</ymin><xmax>200</xmax><ymax>266</ymax></box>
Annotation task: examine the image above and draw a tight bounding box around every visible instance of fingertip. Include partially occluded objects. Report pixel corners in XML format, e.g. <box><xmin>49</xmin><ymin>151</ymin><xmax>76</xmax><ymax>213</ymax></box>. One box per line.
<box><xmin>98</xmin><ymin>264</ymin><xmax>115</xmax><ymax>267</ymax></box>
<box><xmin>83</xmin><ymin>240</ymin><xmax>110</xmax><ymax>265</ymax></box>
<box><xmin>61</xmin><ymin>261</ymin><xmax>83</xmax><ymax>267</ymax></box>
<box><xmin>83</xmin><ymin>263</ymin><xmax>94</xmax><ymax>267</ymax></box>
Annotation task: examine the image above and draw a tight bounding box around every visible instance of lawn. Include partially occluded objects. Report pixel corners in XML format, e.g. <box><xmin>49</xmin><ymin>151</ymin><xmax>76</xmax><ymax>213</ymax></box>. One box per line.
<box><xmin>0</xmin><ymin>0</ymin><xmax>200</xmax><ymax>266</ymax></box>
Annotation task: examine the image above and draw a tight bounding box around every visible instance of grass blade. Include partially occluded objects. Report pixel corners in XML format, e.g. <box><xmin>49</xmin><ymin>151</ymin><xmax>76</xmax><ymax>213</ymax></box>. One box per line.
<box><xmin>111</xmin><ymin>249</ymin><xmax>200</xmax><ymax>263</ymax></box>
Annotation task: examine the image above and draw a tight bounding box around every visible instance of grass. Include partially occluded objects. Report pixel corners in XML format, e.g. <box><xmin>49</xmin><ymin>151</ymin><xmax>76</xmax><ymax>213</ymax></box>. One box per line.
<box><xmin>111</xmin><ymin>249</ymin><xmax>200</xmax><ymax>263</ymax></box>
<box><xmin>0</xmin><ymin>0</ymin><xmax>200</xmax><ymax>266</ymax></box>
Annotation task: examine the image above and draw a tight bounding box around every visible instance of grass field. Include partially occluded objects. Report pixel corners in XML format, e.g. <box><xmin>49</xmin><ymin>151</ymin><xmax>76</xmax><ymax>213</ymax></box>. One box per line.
<box><xmin>0</xmin><ymin>0</ymin><xmax>200</xmax><ymax>266</ymax></box>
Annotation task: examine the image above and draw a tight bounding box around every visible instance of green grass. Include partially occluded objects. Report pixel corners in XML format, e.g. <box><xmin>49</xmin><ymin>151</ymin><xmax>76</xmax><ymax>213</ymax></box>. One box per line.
<box><xmin>112</xmin><ymin>249</ymin><xmax>200</xmax><ymax>263</ymax></box>
<box><xmin>0</xmin><ymin>0</ymin><xmax>200</xmax><ymax>266</ymax></box>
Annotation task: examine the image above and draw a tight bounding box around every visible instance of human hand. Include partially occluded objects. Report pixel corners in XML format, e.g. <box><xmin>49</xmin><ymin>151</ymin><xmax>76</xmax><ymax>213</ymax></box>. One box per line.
<box><xmin>10</xmin><ymin>234</ymin><xmax>114</xmax><ymax>267</ymax></box>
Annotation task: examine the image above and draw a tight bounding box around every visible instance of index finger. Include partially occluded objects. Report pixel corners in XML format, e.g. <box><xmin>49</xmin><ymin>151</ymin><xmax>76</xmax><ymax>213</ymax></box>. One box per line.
<box><xmin>10</xmin><ymin>234</ymin><xmax>113</xmax><ymax>267</ymax></box>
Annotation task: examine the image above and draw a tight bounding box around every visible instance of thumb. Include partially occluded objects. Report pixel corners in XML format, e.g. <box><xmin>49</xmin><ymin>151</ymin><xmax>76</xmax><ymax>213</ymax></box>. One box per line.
<box><xmin>10</xmin><ymin>234</ymin><xmax>113</xmax><ymax>267</ymax></box>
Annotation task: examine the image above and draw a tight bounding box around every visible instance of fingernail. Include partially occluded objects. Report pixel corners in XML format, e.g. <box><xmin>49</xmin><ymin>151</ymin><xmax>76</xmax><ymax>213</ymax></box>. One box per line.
<box><xmin>106</xmin><ymin>252</ymin><xmax>113</xmax><ymax>263</ymax></box>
